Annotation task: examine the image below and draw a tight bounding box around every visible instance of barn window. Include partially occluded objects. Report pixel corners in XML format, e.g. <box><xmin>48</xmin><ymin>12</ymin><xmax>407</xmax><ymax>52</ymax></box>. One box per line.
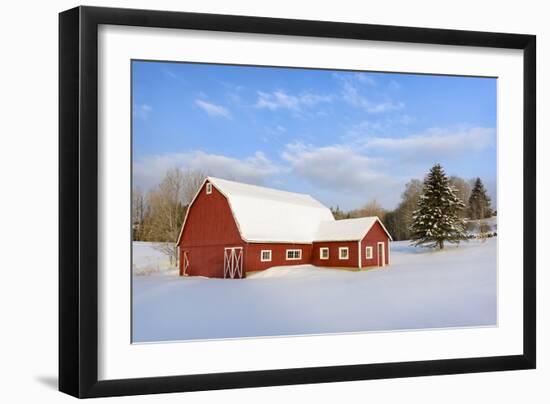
<box><xmin>206</xmin><ymin>183</ymin><xmax>212</xmax><ymax>194</ymax></box>
<box><xmin>338</xmin><ymin>247</ymin><xmax>349</xmax><ymax>260</ymax></box>
<box><xmin>320</xmin><ymin>247</ymin><xmax>329</xmax><ymax>260</ymax></box>
<box><xmin>286</xmin><ymin>249</ymin><xmax>302</xmax><ymax>260</ymax></box>
<box><xmin>260</xmin><ymin>250</ymin><xmax>272</xmax><ymax>262</ymax></box>
<box><xmin>365</xmin><ymin>246</ymin><xmax>373</xmax><ymax>259</ymax></box>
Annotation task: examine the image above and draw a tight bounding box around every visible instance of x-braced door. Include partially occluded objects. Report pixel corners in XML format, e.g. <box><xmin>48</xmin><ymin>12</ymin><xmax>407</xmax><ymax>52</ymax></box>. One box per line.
<box><xmin>182</xmin><ymin>251</ymin><xmax>189</xmax><ymax>276</ymax></box>
<box><xmin>224</xmin><ymin>247</ymin><xmax>243</xmax><ymax>279</ymax></box>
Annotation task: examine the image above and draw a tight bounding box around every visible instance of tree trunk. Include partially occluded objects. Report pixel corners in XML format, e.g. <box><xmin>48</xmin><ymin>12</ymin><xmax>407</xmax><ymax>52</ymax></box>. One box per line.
<box><xmin>438</xmin><ymin>240</ymin><xmax>444</xmax><ymax>250</ymax></box>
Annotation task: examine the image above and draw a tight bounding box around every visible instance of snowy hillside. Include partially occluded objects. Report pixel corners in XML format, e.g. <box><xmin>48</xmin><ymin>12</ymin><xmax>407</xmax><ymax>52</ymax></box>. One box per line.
<box><xmin>132</xmin><ymin>239</ymin><xmax>497</xmax><ymax>342</ymax></box>
<box><xmin>132</xmin><ymin>242</ymin><xmax>177</xmax><ymax>276</ymax></box>
<box><xmin>466</xmin><ymin>216</ymin><xmax>497</xmax><ymax>234</ymax></box>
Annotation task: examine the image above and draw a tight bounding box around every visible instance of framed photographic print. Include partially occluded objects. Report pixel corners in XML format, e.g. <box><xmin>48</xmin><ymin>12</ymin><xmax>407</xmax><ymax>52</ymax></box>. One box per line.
<box><xmin>59</xmin><ymin>6</ymin><xmax>536</xmax><ymax>398</ymax></box>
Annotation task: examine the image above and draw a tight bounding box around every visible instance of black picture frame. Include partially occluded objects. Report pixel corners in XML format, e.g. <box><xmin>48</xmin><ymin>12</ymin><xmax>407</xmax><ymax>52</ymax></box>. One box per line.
<box><xmin>59</xmin><ymin>5</ymin><xmax>536</xmax><ymax>398</ymax></box>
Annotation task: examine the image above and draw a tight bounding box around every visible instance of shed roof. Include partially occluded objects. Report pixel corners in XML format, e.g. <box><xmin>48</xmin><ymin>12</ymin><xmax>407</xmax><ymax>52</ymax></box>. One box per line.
<box><xmin>314</xmin><ymin>216</ymin><xmax>392</xmax><ymax>242</ymax></box>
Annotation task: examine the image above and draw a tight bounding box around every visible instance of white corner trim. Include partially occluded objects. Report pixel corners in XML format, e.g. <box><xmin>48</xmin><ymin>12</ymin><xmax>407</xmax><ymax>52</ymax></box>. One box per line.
<box><xmin>358</xmin><ymin>240</ymin><xmax>361</xmax><ymax>268</ymax></box>
<box><xmin>175</xmin><ymin>177</ymin><xmax>210</xmax><ymax>247</ymax></box>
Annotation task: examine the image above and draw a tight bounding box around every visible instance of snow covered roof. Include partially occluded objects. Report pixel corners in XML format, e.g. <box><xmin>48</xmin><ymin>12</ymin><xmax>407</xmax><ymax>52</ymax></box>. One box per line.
<box><xmin>177</xmin><ymin>177</ymin><xmax>392</xmax><ymax>245</ymax></box>
<box><xmin>315</xmin><ymin>217</ymin><xmax>381</xmax><ymax>242</ymax></box>
<box><xmin>208</xmin><ymin>177</ymin><xmax>335</xmax><ymax>243</ymax></box>
<box><xmin>316</xmin><ymin>217</ymin><xmax>392</xmax><ymax>241</ymax></box>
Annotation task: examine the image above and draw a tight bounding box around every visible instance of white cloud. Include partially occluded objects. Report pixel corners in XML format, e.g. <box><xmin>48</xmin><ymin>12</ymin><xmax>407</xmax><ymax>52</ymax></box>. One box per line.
<box><xmin>333</xmin><ymin>73</ymin><xmax>403</xmax><ymax>114</ymax></box>
<box><xmin>134</xmin><ymin>104</ymin><xmax>152</xmax><ymax>120</ymax></box>
<box><xmin>281</xmin><ymin>142</ymin><xmax>403</xmax><ymax>208</ymax></box>
<box><xmin>133</xmin><ymin>150</ymin><xmax>280</xmax><ymax>191</ymax></box>
<box><xmin>343</xmin><ymin>115</ymin><xmax>416</xmax><ymax>142</ymax></box>
<box><xmin>133</xmin><ymin>126</ymin><xmax>495</xmax><ymax>211</ymax></box>
<box><xmin>333</xmin><ymin>72</ymin><xmax>377</xmax><ymax>86</ymax></box>
<box><xmin>354</xmin><ymin>73</ymin><xmax>377</xmax><ymax>86</ymax></box>
<box><xmin>254</xmin><ymin>75</ymin><xmax>400</xmax><ymax>116</ymax></box>
<box><xmin>279</xmin><ymin>126</ymin><xmax>495</xmax><ymax>209</ymax></box>
<box><xmin>388</xmin><ymin>80</ymin><xmax>401</xmax><ymax>90</ymax></box>
<box><xmin>365</xmin><ymin>127</ymin><xmax>495</xmax><ymax>159</ymax></box>
<box><xmin>346</xmin><ymin>120</ymin><xmax>387</xmax><ymax>138</ymax></box>
<box><xmin>255</xmin><ymin>90</ymin><xmax>333</xmax><ymax>111</ymax></box>
<box><xmin>282</xmin><ymin>143</ymin><xmax>381</xmax><ymax>188</ymax></box>
<box><xmin>342</xmin><ymin>80</ymin><xmax>403</xmax><ymax>113</ymax></box>
<box><xmin>162</xmin><ymin>68</ymin><xmax>177</xmax><ymax>79</ymax></box>
<box><xmin>195</xmin><ymin>99</ymin><xmax>231</xmax><ymax>119</ymax></box>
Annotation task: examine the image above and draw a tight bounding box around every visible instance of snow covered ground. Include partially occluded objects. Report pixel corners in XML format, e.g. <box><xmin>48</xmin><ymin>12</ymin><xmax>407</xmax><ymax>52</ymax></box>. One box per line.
<box><xmin>132</xmin><ymin>239</ymin><xmax>497</xmax><ymax>342</ymax></box>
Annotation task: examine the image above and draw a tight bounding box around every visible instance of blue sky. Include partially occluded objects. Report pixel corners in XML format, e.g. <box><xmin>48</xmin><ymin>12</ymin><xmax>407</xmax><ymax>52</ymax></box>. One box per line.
<box><xmin>132</xmin><ymin>60</ymin><xmax>496</xmax><ymax>211</ymax></box>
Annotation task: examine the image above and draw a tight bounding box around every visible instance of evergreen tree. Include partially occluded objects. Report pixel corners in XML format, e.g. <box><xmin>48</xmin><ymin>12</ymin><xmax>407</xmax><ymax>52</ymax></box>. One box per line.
<box><xmin>410</xmin><ymin>164</ymin><xmax>467</xmax><ymax>249</ymax></box>
<box><xmin>468</xmin><ymin>178</ymin><xmax>493</xmax><ymax>219</ymax></box>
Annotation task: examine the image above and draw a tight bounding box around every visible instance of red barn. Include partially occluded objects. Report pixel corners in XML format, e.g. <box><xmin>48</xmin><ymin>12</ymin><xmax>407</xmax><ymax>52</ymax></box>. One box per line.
<box><xmin>176</xmin><ymin>177</ymin><xmax>392</xmax><ymax>278</ymax></box>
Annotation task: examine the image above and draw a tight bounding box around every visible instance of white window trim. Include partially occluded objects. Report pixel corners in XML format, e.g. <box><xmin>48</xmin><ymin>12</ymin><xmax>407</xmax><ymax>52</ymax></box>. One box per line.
<box><xmin>338</xmin><ymin>247</ymin><xmax>349</xmax><ymax>260</ymax></box>
<box><xmin>260</xmin><ymin>250</ymin><xmax>272</xmax><ymax>262</ymax></box>
<box><xmin>206</xmin><ymin>183</ymin><xmax>212</xmax><ymax>194</ymax></box>
<box><xmin>320</xmin><ymin>247</ymin><xmax>329</xmax><ymax>260</ymax></box>
<box><xmin>286</xmin><ymin>249</ymin><xmax>302</xmax><ymax>260</ymax></box>
<box><xmin>365</xmin><ymin>246</ymin><xmax>373</xmax><ymax>259</ymax></box>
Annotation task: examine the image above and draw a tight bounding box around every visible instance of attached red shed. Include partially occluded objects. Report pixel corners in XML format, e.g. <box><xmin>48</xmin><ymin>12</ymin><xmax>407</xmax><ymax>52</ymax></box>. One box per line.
<box><xmin>176</xmin><ymin>177</ymin><xmax>392</xmax><ymax>278</ymax></box>
<box><xmin>312</xmin><ymin>218</ymin><xmax>391</xmax><ymax>268</ymax></box>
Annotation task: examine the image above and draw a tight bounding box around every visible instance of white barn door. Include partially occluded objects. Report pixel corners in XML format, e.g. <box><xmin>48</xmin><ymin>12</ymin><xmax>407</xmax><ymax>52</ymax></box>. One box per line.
<box><xmin>182</xmin><ymin>251</ymin><xmax>189</xmax><ymax>275</ymax></box>
<box><xmin>224</xmin><ymin>247</ymin><xmax>243</xmax><ymax>279</ymax></box>
<box><xmin>377</xmin><ymin>242</ymin><xmax>385</xmax><ymax>267</ymax></box>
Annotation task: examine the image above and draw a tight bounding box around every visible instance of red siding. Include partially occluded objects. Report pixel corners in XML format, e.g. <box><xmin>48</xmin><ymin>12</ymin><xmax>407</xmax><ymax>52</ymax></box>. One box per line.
<box><xmin>245</xmin><ymin>243</ymin><xmax>312</xmax><ymax>273</ymax></box>
<box><xmin>361</xmin><ymin>221</ymin><xmax>390</xmax><ymax>267</ymax></box>
<box><xmin>179</xmin><ymin>182</ymin><xmax>243</xmax><ymax>278</ymax></box>
<box><xmin>311</xmin><ymin>241</ymin><xmax>359</xmax><ymax>268</ymax></box>
<box><xmin>311</xmin><ymin>221</ymin><xmax>390</xmax><ymax>269</ymax></box>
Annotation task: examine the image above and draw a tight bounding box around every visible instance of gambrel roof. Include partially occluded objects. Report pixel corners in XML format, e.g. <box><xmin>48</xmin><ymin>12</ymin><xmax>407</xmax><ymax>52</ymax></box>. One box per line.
<box><xmin>176</xmin><ymin>177</ymin><xmax>392</xmax><ymax>245</ymax></box>
<box><xmin>207</xmin><ymin>177</ymin><xmax>334</xmax><ymax>243</ymax></box>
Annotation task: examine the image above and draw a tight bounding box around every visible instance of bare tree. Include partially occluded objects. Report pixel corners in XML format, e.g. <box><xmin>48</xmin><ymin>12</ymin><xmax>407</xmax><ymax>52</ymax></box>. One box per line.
<box><xmin>449</xmin><ymin>176</ymin><xmax>472</xmax><ymax>218</ymax></box>
<box><xmin>153</xmin><ymin>242</ymin><xmax>180</xmax><ymax>266</ymax></box>
<box><xmin>150</xmin><ymin>169</ymin><xmax>185</xmax><ymax>263</ymax></box>
<box><xmin>143</xmin><ymin>168</ymin><xmax>205</xmax><ymax>265</ymax></box>
<box><xmin>132</xmin><ymin>186</ymin><xmax>147</xmax><ymax>241</ymax></box>
<box><xmin>182</xmin><ymin>169</ymin><xmax>206</xmax><ymax>205</ymax></box>
<box><xmin>478</xmin><ymin>221</ymin><xmax>491</xmax><ymax>243</ymax></box>
<box><xmin>387</xmin><ymin>179</ymin><xmax>423</xmax><ymax>241</ymax></box>
<box><xmin>350</xmin><ymin>199</ymin><xmax>387</xmax><ymax>220</ymax></box>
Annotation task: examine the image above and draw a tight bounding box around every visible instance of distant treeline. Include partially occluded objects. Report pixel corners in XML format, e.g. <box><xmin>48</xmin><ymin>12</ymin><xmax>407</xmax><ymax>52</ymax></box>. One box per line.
<box><xmin>133</xmin><ymin>166</ymin><xmax>494</xmax><ymax>256</ymax></box>
<box><xmin>331</xmin><ymin>175</ymin><xmax>494</xmax><ymax>241</ymax></box>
